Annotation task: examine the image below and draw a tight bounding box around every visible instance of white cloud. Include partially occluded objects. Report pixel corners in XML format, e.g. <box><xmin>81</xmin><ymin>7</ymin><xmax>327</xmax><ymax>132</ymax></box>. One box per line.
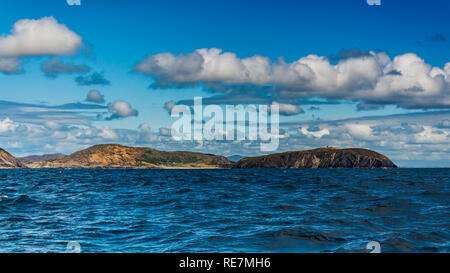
<box><xmin>159</xmin><ymin>127</ymin><xmax>172</xmax><ymax>137</ymax></box>
<box><xmin>0</xmin><ymin>57</ymin><xmax>22</xmax><ymax>74</ymax></box>
<box><xmin>135</xmin><ymin>48</ymin><xmax>450</xmax><ymax>109</ymax></box>
<box><xmin>0</xmin><ymin>118</ymin><xmax>18</xmax><ymax>134</ymax></box>
<box><xmin>270</xmin><ymin>102</ymin><xmax>304</xmax><ymax>116</ymax></box>
<box><xmin>86</xmin><ymin>90</ymin><xmax>105</xmax><ymax>103</ymax></box>
<box><xmin>107</xmin><ymin>101</ymin><xmax>138</xmax><ymax>119</ymax></box>
<box><xmin>344</xmin><ymin>123</ymin><xmax>376</xmax><ymax>140</ymax></box>
<box><xmin>138</xmin><ymin>123</ymin><xmax>151</xmax><ymax>132</ymax></box>
<box><xmin>97</xmin><ymin>126</ymin><xmax>118</xmax><ymax>140</ymax></box>
<box><xmin>44</xmin><ymin>121</ymin><xmax>64</xmax><ymax>130</ymax></box>
<box><xmin>7</xmin><ymin>142</ymin><xmax>23</xmax><ymax>148</ymax></box>
<box><xmin>415</xmin><ymin>126</ymin><xmax>449</xmax><ymax>143</ymax></box>
<box><xmin>300</xmin><ymin>127</ymin><xmax>330</xmax><ymax>138</ymax></box>
<box><xmin>164</xmin><ymin>100</ymin><xmax>176</xmax><ymax>113</ymax></box>
<box><xmin>0</xmin><ymin>17</ymin><xmax>82</xmax><ymax>57</ymax></box>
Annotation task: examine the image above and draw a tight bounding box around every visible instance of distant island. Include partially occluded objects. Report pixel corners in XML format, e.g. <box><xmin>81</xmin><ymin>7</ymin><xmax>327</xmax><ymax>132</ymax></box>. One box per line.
<box><xmin>26</xmin><ymin>144</ymin><xmax>231</xmax><ymax>169</ymax></box>
<box><xmin>234</xmin><ymin>148</ymin><xmax>397</xmax><ymax>169</ymax></box>
<box><xmin>0</xmin><ymin>144</ymin><xmax>397</xmax><ymax>169</ymax></box>
<box><xmin>18</xmin><ymin>153</ymin><xmax>66</xmax><ymax>164</ymax></box>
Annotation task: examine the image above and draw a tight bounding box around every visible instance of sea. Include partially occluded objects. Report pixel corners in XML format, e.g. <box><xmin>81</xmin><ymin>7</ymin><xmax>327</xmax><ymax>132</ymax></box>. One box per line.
<box><xmin>0</xmin><ymin>168</ymin><xmax>448</xmax><ymax>253</ymax></box>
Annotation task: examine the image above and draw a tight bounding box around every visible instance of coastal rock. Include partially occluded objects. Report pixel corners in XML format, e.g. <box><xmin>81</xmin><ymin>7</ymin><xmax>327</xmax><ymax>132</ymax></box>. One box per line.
<box><xmin>233</xmin><ymin>148</ymin><xmax>397</xmax><ymax>169</ymax></box>
<box><xmin>0</xmin><ymin>148</ymin><xmax>27</xmax><ymax>169</ymax></box>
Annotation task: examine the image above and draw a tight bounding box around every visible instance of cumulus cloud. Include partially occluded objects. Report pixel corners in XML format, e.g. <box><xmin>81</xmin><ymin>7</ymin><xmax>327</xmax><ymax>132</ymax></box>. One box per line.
<box><xmin>344</xmin><ymin>123</ymin><xmax>376</xmax><ymax>140</ymax></box>
<box><xmin>75</xmin><ymin>72</ymin><xmax>110</xmax><ymax>86</ymax></box>
<box><xmin>164</xmin><ymin>100</ymin><xmax>176</xmax><ymax>113</ymax></box>
<box><xmin>159</xmin><ymin>127</ymin><xmax>172</xmax><ymax>137</ymax></box>
<box><xmin>0</xmin><ymin>118</ymin><xmax>18</xmax><ymax>134</ymax></box>
<box><xmin>41</xmin><ymin>57</ymin><xmax>89</xmax><ymax>78</ymax></box>
<box><xmin>134</xmin><ymin>48</ymin><xmax>450</xmax><ymax>109</ymax></box>
<box><xmin>85</xmin><ymin>90</ymin><xmax>105</xmax><ymax>104</ymax></box>
<box><xmin>437</xmin><ymin>119</ymin><xmax>450</xmax><ymax>128</ymax></box>
<box><xmin>0</xmin><ymin>57</ymin><xmax>22</xmax><ymax>74</ymax></box>
<box><xmin>269</xmin><ymin>102</ymin><xmax>304</xmax><ymax>116</ymax></box>
<box><xmin>97</xmin><ymin>126</ymin><xmax>118</xmax><ymax>140</ymax></box>
<box><xmin>0</xmin><ymin>17</ymin><xmax>82</xmax><ymax>57</ymax></box>
<box><xmin>136</xmin><ymin>123</ymin><xmax>157</xmax><ymax>144</ymax></box>
<box><xmin>300</xmin><ymin>127</ymin><xmax>330</xmax><ymax>138</ymax></box>
<box><xmin>106</xmin><ymin>101</ymin><xmax>138</xmax><ymax>120</ymax></box>
<box><xmin>44</xmin><ymin>121</ymin><xmax>65</xmax><ymax>130</ymax></box>
<box><xmin>138</xmin><ymin>123</ymin><xmax>151</xmax><ymax>132</ymax></box>
<box><xmin>415</xmin><ymin>126</ymin><xmax>449</xmax><ymax>143</ymax></box>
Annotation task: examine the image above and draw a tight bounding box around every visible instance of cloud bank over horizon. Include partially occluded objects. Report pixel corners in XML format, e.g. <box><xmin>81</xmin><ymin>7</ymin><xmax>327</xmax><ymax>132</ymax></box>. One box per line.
<box><xmin>1</xmin><ymin>110</ymin><xmax>449</xmax><ymax>167</ymax></box>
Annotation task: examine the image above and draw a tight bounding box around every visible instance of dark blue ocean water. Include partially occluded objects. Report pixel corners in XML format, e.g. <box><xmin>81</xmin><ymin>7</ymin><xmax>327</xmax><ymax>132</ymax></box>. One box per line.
<box><xmin>0</xmin><ymin>169</ymin><xmax>449</xmax><ymax>253</ymax></box>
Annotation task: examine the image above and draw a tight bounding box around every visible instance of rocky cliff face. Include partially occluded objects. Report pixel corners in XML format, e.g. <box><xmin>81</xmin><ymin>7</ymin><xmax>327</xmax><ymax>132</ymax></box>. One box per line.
<box><xmin>29</xmin><ymin>144</ymin><xmax>231</xmax><ymax>169</ymax></box>
<box><xmin>0</xmin><ymin>148</ymin><xmax>27</xmax><ymax>169</ymax></box>
<box><xmin>234</xmin><ymin>148</ymin><xmax>397</xmax><ymax>169</ymax></box>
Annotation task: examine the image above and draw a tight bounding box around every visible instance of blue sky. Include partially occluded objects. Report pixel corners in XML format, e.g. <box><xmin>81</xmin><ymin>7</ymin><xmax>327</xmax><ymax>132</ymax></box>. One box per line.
<box><xmin>0</xmin><ymin>0</ymin><xmax>449</xmax><ymax>167</ymax></box>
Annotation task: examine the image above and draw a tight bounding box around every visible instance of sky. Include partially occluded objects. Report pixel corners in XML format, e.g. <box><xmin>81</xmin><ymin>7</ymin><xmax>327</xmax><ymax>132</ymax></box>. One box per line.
<box><xmin>0</xmin><ymin>0</ymin><xmax>449</xmax><ymax>167</ymax></box>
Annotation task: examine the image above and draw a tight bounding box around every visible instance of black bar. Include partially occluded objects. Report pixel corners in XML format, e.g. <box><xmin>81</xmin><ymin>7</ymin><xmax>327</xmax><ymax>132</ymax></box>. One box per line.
<box><xmin>0</xmin><ymin>253</ymin><xmax>444</xmax><ymax>272</ymax></box>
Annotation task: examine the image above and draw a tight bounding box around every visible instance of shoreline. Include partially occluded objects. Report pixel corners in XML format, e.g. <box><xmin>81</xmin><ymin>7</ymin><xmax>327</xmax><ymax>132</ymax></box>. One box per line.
<box><xmin>1</xmin><ymin>166</ymin><xmax>422</xmax><ymax>170</ymax></box>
